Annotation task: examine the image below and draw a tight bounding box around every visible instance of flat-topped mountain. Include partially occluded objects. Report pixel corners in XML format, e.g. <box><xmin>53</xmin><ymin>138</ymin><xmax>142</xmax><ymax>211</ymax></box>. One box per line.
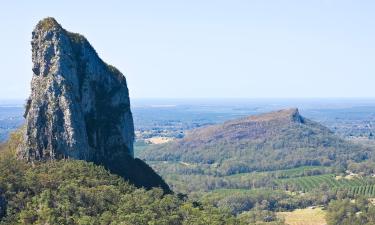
<box><xmin>140</xmin><ymin>108</ymin><xmax>370</xmax><ymax>175</ymax></box>
<box><xmin>18</xmin><ymin>17</ymin><xmax>169</xmax><ymax>191</ymax></box>
<box><xmin>182</xmin><ymin>108</ymin><xmax>307</xmax><ymax>144</ymax></box>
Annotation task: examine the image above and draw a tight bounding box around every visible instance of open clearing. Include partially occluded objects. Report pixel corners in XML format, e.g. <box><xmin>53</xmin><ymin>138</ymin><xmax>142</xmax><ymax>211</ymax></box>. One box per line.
<box><xmin>277</xmin><ymin>207</ymin><xmax>326</xmax><ymax>225</ymax></box>
<box><xmin>145</xmin><ymin>137</ymin><xmax>174</xmax><ymax>144</ymax></box>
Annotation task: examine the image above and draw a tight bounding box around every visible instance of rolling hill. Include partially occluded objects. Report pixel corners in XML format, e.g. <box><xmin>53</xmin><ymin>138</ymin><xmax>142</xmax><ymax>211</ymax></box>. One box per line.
<box><xmin>139</xmin><ymin>108</ymin><xmax>371</xmax><ymax>175</ymax></box>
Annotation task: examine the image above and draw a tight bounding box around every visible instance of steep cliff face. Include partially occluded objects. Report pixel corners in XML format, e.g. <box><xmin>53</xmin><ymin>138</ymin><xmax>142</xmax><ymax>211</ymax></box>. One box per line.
<box><xmin>22</xmin><ymin>17</ymin><xmax>134</xmax><ymax>161</ymax></box>
<box><xmin>19</xmin><ymin>18</ymin><xmax>169</xmax><ymax>192</ymax></box>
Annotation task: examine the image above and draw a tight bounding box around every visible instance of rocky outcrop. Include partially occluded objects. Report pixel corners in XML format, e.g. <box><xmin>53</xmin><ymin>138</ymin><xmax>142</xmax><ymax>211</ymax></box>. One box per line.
<box><xmin>19</xmin><ymin>18</ymin><xmax>170</xmax><ymax>192</ymax></box>
<box><xmin>21</xmin><ymin>17</ymin><xmax>134</xmax><ymax>161</ymax></box>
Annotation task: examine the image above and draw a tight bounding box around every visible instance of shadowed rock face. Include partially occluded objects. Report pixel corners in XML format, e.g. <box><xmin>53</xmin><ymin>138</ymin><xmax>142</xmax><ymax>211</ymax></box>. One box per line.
<box><xmin>19</xmin><ymin>17</ymin><xmax>170</xmax><ymax>192</ymax></box>
<box><xmin>21</xmin><ymin>17</ymin><xmax>134</xmax><ymax>161</ymax></box>
<box><xmin>0</xmin><ymin>191</ymin><xmax>5</xmax><ymax>219</ymax></box>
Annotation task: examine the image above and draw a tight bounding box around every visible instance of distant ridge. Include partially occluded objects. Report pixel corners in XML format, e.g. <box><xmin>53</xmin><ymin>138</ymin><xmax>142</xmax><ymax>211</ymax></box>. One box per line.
<box><xmin>182</xmin><ymin>108</ymin><xmax>307</xmax><ymax>144</ymax></box>
<box><xmin>140</xmin><ymin>108</ymin><xmax>370</xmax><ymax>175</ymax></box>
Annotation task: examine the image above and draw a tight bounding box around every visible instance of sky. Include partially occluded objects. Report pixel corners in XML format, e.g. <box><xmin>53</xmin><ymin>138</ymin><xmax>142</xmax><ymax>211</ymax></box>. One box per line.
<box><xmin>0</xmin><ymin>0</ymin><xmax>375</xmax><ymax>99</ymax></box>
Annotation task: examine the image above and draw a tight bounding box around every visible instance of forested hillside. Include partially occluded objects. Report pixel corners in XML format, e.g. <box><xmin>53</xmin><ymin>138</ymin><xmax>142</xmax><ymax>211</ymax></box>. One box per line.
<box><xmin>136</xmin><ymin>108</ymin><xmax>375</xmax><ymax>225</ymax></box>
<box><xmin>139</xmin><ymin>108</ymin><xmax>371</xmax><ymax>175</ymax></box>
<box><xmin>0</xmin><ymin>132</ymin><xmax>254</xmax><ymax>225</ymax></box>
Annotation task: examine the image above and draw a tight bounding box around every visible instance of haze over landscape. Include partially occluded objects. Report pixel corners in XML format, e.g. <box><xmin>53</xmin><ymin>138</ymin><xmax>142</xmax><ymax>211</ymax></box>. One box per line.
<box><xmin>1</xmin><ymin>1</ymin><xmax>375</xmax><ymax>225</ymax></box>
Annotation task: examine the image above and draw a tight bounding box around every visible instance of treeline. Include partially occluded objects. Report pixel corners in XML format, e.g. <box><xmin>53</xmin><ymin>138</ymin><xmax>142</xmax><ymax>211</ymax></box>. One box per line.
<box><xmin>148</xmin><ymin>161</ymin><xmax>350</xmax><ymax>193</ymax></box>
<box><xmin>0</xmin><ymin>132</ymin><xmax>280</xmax><ymax>225</ymax></box>
<box><xmin>326</xmin><ymin>198</ymin><xmax>375</xmax><ymax>225</ymax></box>
<box><xmin>199</xmin><ymin>185</ymin><xmax>365</xmax><ymax>216</ymax></box>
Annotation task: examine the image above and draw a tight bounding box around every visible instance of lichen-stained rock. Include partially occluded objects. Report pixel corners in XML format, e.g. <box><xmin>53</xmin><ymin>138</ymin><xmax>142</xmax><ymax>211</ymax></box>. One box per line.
<box><xmin>20</xmin><ymin>17</ymin><xmax>134</xmax><ymax>162</ymax></box>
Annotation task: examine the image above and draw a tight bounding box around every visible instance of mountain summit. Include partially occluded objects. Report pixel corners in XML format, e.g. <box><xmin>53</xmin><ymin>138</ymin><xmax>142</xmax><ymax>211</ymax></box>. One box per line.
<box><xmin>23</xmin><ymin>17</ymin><xmax>134</xmax><ymax>160</ymax></box>
<box><xmin>182</xmin><ymin>108</ymin><xmax>306</xmax><ymax>144</ymax></box>
<box><xmin>19</xmin><ymin>17</ymin><xmax>169</xmax><ymax>191</ymax></box>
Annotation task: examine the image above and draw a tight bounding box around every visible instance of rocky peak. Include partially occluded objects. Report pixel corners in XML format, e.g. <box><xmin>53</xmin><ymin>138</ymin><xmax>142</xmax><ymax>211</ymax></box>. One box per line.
<box><xmin>22</xmin><ymin>17</ymin><xmax>134</xmax><ymax>162</ymax></box>
<box><xmin>35</xmin><ymin>17</ymin><xmax>62</xmax><ymax>31</ymax></box>
<box><xmin>19</xmin><ymin>17</ymin><xmax>170</xmax><ymax>192</ymax></box>
<box><xmin>240</xmin><ymin>108</ymin><xmax>303</xmax><ymax>123</ymax></box>
<box><xmin>289</xmin><ymin>108</ymin><xmax>304</xmax><ymax>123</ymax></box>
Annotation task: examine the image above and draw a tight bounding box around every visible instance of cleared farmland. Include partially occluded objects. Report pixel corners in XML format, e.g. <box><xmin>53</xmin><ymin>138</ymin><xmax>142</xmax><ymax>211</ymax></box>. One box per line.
<box><xmin>276</xmin><ymin>173</ymin><xmax>375</xmax><ymax>196</ymax></box>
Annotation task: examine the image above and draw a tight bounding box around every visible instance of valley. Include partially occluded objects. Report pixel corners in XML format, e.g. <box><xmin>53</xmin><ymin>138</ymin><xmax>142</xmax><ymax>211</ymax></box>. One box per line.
<box><xmin>132</xmin><ymin>100</ymin><xmax>375</xmax><ymax>224</ymax></box>
<box><xmin>1</xmin><ymin>99</ymin><xmax>375</xmax><ymax>224</ymax></box>
<box><xmin>1</xmin><ymin>2</ymin><xmax>375</xmax><ymax>224</ymax></box>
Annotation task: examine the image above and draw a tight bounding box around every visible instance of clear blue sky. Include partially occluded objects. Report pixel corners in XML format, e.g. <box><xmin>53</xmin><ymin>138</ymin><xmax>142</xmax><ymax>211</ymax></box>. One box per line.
<box><xmin>1</xmin><ymin>0</ymin><xmax>374</xmax><ymax>99</ymax></box>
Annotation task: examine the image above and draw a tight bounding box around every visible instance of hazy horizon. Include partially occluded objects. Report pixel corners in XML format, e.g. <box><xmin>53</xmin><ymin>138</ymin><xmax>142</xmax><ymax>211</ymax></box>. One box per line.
<box><xmin>2</xmin><ymin>97</ymin><xmax>375</xmax><ymax>108</ymax></box>
<box><xmin>1</xmin><ymin>1</ymin><xmax>375</xmax><ymax>99</ymax></box>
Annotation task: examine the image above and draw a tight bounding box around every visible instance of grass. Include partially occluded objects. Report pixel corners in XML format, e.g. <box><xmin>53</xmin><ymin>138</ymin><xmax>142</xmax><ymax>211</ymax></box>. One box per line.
<box><xmin>145</xmin><ymin>137</ymin><xmax>174</xmax><ymax>144</ymax></box>
<box><xmin>225</xmin><ymin>166</ymin><xmax>330</xmax><ymax>179</ymax></box>
<box><xmin>202</xmin><ymin>188</ymin><xmax>290</xmax><ymax>200</ymax></box>
<box><xmin>277</xmin><ymin>207</ymin><xmax>326</xmax><ymax>225</ymax></box>
<box><xmin>210</xmin><ymin>188</ymin><xmax>274</xmax><ymax>194</ymax></box>
<box><xmin>271</xmin><ymin>166</ymin><xmax>331</xmax><ymax>178</ymax></box>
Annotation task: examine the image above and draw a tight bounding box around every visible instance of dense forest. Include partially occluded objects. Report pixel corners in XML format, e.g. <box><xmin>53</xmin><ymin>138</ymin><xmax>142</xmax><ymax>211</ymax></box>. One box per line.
<box><xmin>326</xmin><ymin>198</ymin><xmax>375</xmax><ymax>225</ymax></box>
<box><xmin>1</xmin><ymin>113</ymin><xmax>375</xmax><ymax>225</ymax></box>
<box><xmin>0</xmin><ymin>132</ymin><xmax>241</xmax><ymax>225</ymax></box>
<box><xmin>0</xmin><ymin>131</ymin><xmax>291</xmax><ymax>225</ymax></box>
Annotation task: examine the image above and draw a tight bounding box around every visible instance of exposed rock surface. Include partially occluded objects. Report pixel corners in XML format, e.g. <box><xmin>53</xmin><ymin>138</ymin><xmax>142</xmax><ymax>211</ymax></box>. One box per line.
<box><xmin>22</xmin><ymin>17</ymin><xmax>134</xmax><ymax>161</ymax></box>
<box><xmin>19</xmin><ymin>17</ymin><xmax>170</xmax><ymax>192</ymax></box>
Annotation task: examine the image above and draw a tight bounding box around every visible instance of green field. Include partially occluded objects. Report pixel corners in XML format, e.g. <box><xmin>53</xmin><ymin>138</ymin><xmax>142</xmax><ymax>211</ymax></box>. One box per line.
<box><xmin>276</xmin><ymin>173</ymin><xmax>375</xmax><ymax>196</ymax></box>
<box><xmin>343</xmin><ymin>185</ymin><xmax>375</xmax><ymax>196</ymax></box>
<box><xmin>226</xmin><ymin>166</ymin><xmax>330</xmax><ymax>178</ymax></box>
